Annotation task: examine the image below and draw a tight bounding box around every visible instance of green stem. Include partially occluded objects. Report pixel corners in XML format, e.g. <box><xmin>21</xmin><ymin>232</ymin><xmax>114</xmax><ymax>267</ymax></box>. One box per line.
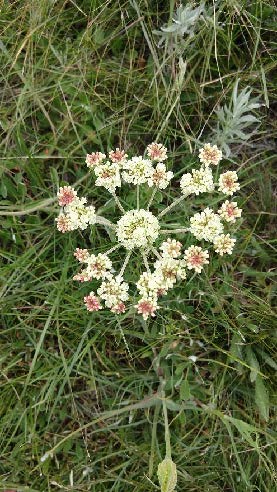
<box><xmin>151</xmin><ymin>247</ymin><xmax>162</xmax><ymax>260</ymax></box>
<box><xmin>112</xmin><ymin>192</ymin><xmax>125</xmax><ymax>214</ymax></box>
<box><xmin>160</xmin><ymin>227</ymin><xmax>189</xmax><ymax>235</ymax></box>
<box><xmin>136</xmin><ymin>184</ymin><xmax>140</xmax><ymax>210</ymax></box>
<box><xmin>147</xmin><ymin>187</ymin><xmax>157</xmax><ymax>210</ymax></box>
<box><xmin>95</xmin><ymin>216</ymin><xmax>116</xmax><ymax>229</ymax></box>
<box><xmin>142</xmin><ymin>252</ymin><xmax>150</xmax><ymax>273</ymax></box>
<box><xmin>161</xmin><ymin>387</ymin><xmax>172</xmax><ymax>459</ymax></box>
<box><xmin>118</xmin><ymin>250</ymin><xmax>132</xmax><ymax>277</ymax></box>
<box><xmin>105</xmin><ymin>244</ymin><xmax>121</xmax><ymax>255</ymax></box>
<box><xmin>158</xmin><ymin>195</ymin><xmax>186</xmax><ymax>219</ymax></box>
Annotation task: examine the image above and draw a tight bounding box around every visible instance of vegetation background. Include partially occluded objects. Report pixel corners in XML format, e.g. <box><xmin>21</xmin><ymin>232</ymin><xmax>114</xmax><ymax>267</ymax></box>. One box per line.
<box><xmin>0</xmin><ymin>1</ymin><xmax>276</xmax><ymax>491</ymax></box>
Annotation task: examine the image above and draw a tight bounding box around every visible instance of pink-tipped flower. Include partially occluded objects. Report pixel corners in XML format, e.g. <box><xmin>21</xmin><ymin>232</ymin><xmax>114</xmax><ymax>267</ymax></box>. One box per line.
<box><xmin>136</xmin><ymin>299</ymin><xmax>158</xmax><ymax>320</ymax></box>
<box><xmin>111</xmin><ymin>302</ymin><xmax>126</xmax><ymax>314</ymax></box>
<box><xmin>213</xmin><ymin>234</ymin><xmax>236</xmax><ymax>256</ymax></box>
<box><xmin>184</xmin><ymin>245</ymin><xmax>209</xmax><ymax>273</ymax></box>
<box><xmin>109</xmin><ymin>148</ymin><xmax>127</xmax><ymax>164</ymax></box>
<box><xmin>55</xmin><ymin>214</ymin><xmax>73</xmax><ymax>233</ymax></box>
<box><xmin>218</xmin><ymin>171</ymin><xmax>240</xmax><ymax>196</ymax></box>
<box><xmin>73</xmin><ymin>271</ymin><xmax>92</xmax><ymax>282</ymax></box>
<box><xmin>74</xmin><ymin>248</ymin><xmax>89</xmax><ymax>262</ymax></box>
<box><xmin>160</xmin><ymin>238</ymin><xmax>183</xmax><ymax>258</ymax></box>
<box><xmin>57</xmin><ymin>186</ymin><xmax>77</xmax><ymax>206</ymax></box>
<box><xmin>84</xmin><ymin>293</ymin><xmax>102</xmax><ymax>311</ymax></box>
<box><xmin>147</xmin><ymin>142</ymin><xmax>167</xmax><ymax>161</ymax></box>
<box><xmin>199</xmin><ymin>143</ymin><xmax>222</xmax><ymax>166</ymax></box>
<box><xmin>85</xmin><ymin>152</ymin><xmax>106</xmax><ymax>168</ymax></box>
<box><xmin>218</xmin><ymin>200</ymin><xmax>242</xmax><ymax>223</ymax></box>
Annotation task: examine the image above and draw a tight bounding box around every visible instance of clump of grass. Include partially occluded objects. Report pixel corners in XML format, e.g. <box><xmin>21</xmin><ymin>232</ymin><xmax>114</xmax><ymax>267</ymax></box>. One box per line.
<box><xmin>0</xmin><ymin>1</ymin><xmax>276</xmax><ymax>491</ymax></box>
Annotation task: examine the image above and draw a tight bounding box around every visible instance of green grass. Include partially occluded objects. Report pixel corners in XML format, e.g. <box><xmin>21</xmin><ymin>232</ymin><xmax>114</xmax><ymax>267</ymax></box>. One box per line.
<box><xmin>0</xmin><ymin>1</ymin><xmax>276</xmax><ymax>491</ymax></box>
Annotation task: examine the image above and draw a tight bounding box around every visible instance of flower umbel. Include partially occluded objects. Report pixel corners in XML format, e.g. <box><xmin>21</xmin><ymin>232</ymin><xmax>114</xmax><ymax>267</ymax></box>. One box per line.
<box><xmin>55</xmin><ymin>142</ymin><xmax>242</xmax><ymax>318</ymax></box>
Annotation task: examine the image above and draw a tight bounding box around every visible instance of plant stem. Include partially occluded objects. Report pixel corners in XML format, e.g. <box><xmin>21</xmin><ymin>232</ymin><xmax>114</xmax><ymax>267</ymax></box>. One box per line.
<box><xmin>160</xmin><ymin>227</ymin><xmax>189</xmax><ymax>234</ymax></box>
<box><xmin>118</xmin><ymin>250</ymin><xmax>132</xmax><ymax>277</ymax></box>
<box><xmin>151</xmin><ymin>247</ymin><xmax>162</xmax><ymax>260</ymax></box>
<box><xmin>95</xmin><ymin>216</ymin><xmax>116</xmax><ymax>229</ymax></box>
<box><xmin>161</xmin><ymin>387</ymin><xmax>172</xmax><ymax>459</ymax></box>
<box><xmin>142</xmin><ymin>252</ymin><xmax>150</xmax><ymax>273</ymax></box>
<box><xmin>112</xmin><ymin>192</ymin><xmax>125</xmax><ymax>213</ymax></box>
<box><xmin>137</xmin><ymin>184</ymin><xmax>140</xmax><ymax>210</ymax></box>
<box><xmin>147</xmin><ymin>187</ymin><xmax>157</xmax><ymax>210</ymax></box>
<box><xmin>105</xmin><ymin>244</ymin><xmax>121</xmax><ymax>255</ymax></box>
<box><xmin>158</xmin><ymin>195</ymin><xmax>186</xmax><ymax>219</ymax></box>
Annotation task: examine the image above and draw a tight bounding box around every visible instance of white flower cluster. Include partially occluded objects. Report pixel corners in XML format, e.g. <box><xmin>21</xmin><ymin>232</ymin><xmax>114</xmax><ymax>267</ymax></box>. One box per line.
<box><xmin>180</xmin><ymin>167</ymin><xmax>214</xmax><ymax>196</ymax></box>
<box><xmin>199</xmin><ymin>143</ymin><xmax>222</xmax><ymax>166</ymax></box>
<box><xmin>190</xmin><ymin>208</ymin><xmax>224</xmax><ymax>242</ymax></box>
<box><xmin>73</xmin><ymin>249</ymin><xmax>112</xmax><ymax>281</ymax></box>
<box><xmin>84</xmin><ymin>143</ymin><xmax>172</xmax><ymax>193</ymax></box>
<box><xmin>56</xmin><ymin>186</ymin><xmax>96</xmax><ymax>233</ymax></box>
<box><xmin>55</xmin><ymin>142</ymin><xmax>242</xmax><ymax>319</ymax></box>
<box><xmin>116</xmin><ymin>209</ymin><xmax>160</xmax><ymax>249</ymax></box>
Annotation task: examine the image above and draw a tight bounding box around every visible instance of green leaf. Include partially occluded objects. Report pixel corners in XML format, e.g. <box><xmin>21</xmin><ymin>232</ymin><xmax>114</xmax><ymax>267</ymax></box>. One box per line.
<box><xmin>224</xmin><ymin>415</ymin><xmax>258</xmax><ymax>449</ymax></box>
<box><xmin>0</xmin><ymin>181</ymin><xmax>7</xmax><ymax>198</ymax></box>
<box><xmin>245</xmin><ymin>346</ymin><xmax>260</xmax><ymax>382</ymax></box>
<box><xmin>180</xmin><ymin>379</ymin><xmax>190</xmax><ymax>400</ymax></box>
<box><xmin>255</xmin><ymin>375</ymin><xmax>269</xmax><ymax>421</ymax></box>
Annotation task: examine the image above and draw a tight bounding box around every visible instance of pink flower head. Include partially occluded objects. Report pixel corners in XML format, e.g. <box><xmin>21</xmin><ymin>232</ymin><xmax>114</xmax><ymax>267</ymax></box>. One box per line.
<box><xmin>184</xmin><ymin>246</ymin><xmax>209</xmax><ymax>273</ymax></box>
<box><xmin>73</xmin><ymin>271</ymin><xmax>92</xmax><ymax>282</ymax></box>
<box><xmin>85</xmin><ymin>152</ymin><xmax>106</xmax><ymax>168</ymax></box>
<box><xmin>160</xmin><ymin>238</ymin><xmax>183</xmax><ymax>258</ymax></box>
<box><xmin>199</xmin><ymin>143</ymin><xmax>222</xmax><ymax>166</ymax></box>
<box><xmin>55</xmin><ymin>214</ymin><xmax>73</xmax><ymax>233</ymax></box>
<box><xmin>136</xmin><ymin>299</ymin><xmax>157</xmax><ymax>320</ymax></box>
<box><xmin>147</xmin><ymin>142</ymin><xmax>167</xmax><ymax>161</ymax></box>
<box><xmin>109</xmin><ymin>148</ymin><xmax>127</xmax><ymax>164</ymax></box>
<box><xmin>218</xmin><ymin>171</ymin><xmax>240</xmax><ymax>196</ymax></box>
<box><xmin>57</xmin><ymin>186</ymin><xmax>77</xmax><ymax>206</ymax></box>
<box><xmin>218</xmin><ymin>200</ymin><xmax>242</xmax><ymax>223</ymax></box>
<box><xmin>111</xmin><ymin>302</ymin><xmax>126</xmax><ymax>314</ymax></box>
<box><xmin>84</xmin><ymin>293</ymin><xmax>102</xmax><ymax>311</ymax></box>
<box><xmin>74</xmin><ymin>248</ymin><xmax>89</xmax><ymax>262</ymax></box>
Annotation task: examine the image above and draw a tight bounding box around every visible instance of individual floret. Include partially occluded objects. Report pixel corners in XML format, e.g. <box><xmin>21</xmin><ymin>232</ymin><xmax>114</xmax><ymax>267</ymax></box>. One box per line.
<box><xmin>180</xmin><ymin>167</ymin><xmax>214</xmax><ymax>196</ymax></box>
<box><xmin>116</xmin><ymin>210</ymin><xmax>160</xmax><ymax>249</ymax></box>
<box><xmin>97</xmin><ymin>275</ymin><xmax>129</xmax><ymax>308</ymax></box>
<box><xmin>111</xmin><ymin>302</ymin><xmax>126</xmax><ymax>314</ymax></box>
<box><xmin>218</xmin><ymin>171</ymin><xmax>240</xmax><ymax>196</ymax></box>
<box><xmin>63</xmin><ymin>197</ymin><xmax>96</xmax><ymax>231</ymax></box>
<box><xmin>86</xmin><ymin>152</ymin><xmax>106</xmax><ymax>168</ymax></box>
<box><xmin>74</xmin><ymin>248</ymin><xmax>90</xmax><ymax>262</ymax></box>
<box><xmin>84</xmin><ymin>292</ymin><xmax>102</xmax><ymax>311</ymax></box>
<box><xmin>136</xmin><ymin>298</ymin><xmax>159</xmax><ymax>320</ymax></box>
<box><xmin>55</xmin><ymin>213</ymin><xmax>74</xmax><ymax>233</ymax></box>
<box><xmin>183</xmin><ymin>245</ymin><xmax>209</xmax><ymax>273</ymax></box>
<box><xmin>199</xmin><ymin>143</ymin><xmax>222</xmax><ymax>166</ymax></box>
<box><xmin>147</xmin><ymin>142</ymin><xmax>167</xmax><ymax>161</ymax></box>
<box><xmin>57</xmin><ymin>186</ymin><xmax>77</xmax><ymax>206</ymax></box>
<box><xmin>86</xmin><ymin>253</ymin><xmax>112</xmax><ymax>279</ymax></box>
<box><xmin>154</xmin><ymin>257</ymin><xmax>186</xmax><ymax>289</ymax></box>
<box><xmin>160</xmin><ymin>238</ymin><xmax>182</xmax><ymax>258</ymax></box>
<box><xmin>94</xmin><ymin>162</ymin><xmax>121</xmax><ymax>193</ymax></box>
<box><xmin>136</xmin><ymin>272</ymin><xmax>166</xmax><ymax>299</ymax></box>
<box><xmin>148</xmin><ymin>163</ymin><xmax>173</xmax><ymax>189</ymax></box>
<box><xmin>122</xmin><ymin>157</ymin><xmax>153</xmax><ymax>185</ymax></box>
<box><xmin>109</xmin><ymin>148</ymin><xmax>128</xmax><ymax>165</ymax></box>
<box><xmin>213</xmin><ymin>234</ymin><xmax>236</xmax><ymax>256</ymax></box>
<box><xmin>190</xmin><ymin>207</ymin><xmax>223</xmax><ymax>242</ymax></box>
<box><xmin>73</xmin><ymin>270</ymin><xmax>92</xmax><ymax>282</ymax></box>
<box><xmin>218</xmin><ymin>200</ymin><xmax>242</xmax><ymax>223</ymax></box>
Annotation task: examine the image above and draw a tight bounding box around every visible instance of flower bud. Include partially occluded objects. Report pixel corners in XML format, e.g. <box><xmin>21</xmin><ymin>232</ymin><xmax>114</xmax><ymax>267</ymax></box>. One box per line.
<box><xmin>157</xmin><ymin>458</ymin><xmax>177</xmax><ymax>492</ymax></box>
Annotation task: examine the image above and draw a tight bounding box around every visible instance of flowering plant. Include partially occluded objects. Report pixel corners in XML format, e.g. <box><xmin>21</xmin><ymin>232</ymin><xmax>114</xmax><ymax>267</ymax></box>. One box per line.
<box><xmin>56</xmin><ymin>142</ymin><xmax>242</xmax><ymax>320</ymax></box>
